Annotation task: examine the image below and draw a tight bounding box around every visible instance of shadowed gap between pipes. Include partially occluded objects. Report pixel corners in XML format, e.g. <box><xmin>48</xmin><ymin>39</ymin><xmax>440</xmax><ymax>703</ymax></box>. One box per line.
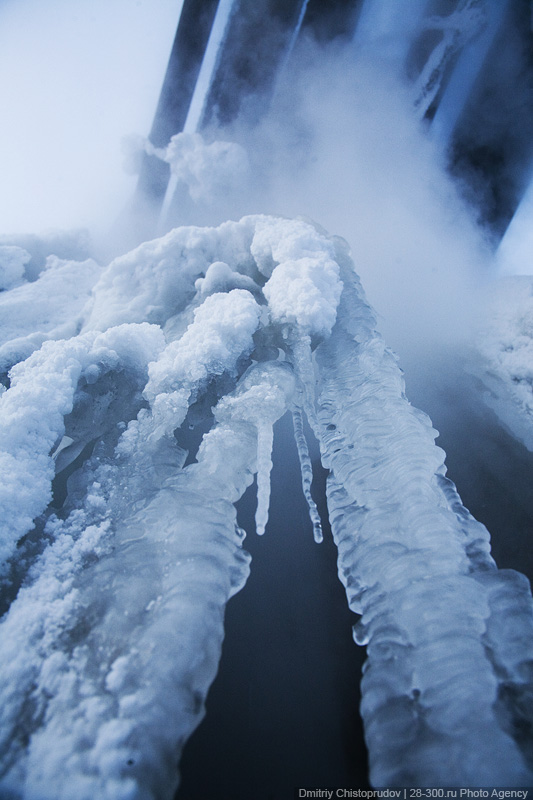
<box><xmin>175</xmin><ymin>410</ymin><xmax>369</xmax><ymax>800</ymax></box>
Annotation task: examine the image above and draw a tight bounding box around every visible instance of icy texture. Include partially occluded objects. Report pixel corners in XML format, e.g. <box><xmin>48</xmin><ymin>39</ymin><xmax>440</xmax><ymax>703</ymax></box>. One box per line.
<box><xmin>0</xmin><ymin>215</ymin><xmax>324</xmax><ymax>799</ymax></box>
<box><xmin>310</xmin><ymin>239</ymin><xmax>533</xmax><ymax>787</ymax></box>
<box><xmin>1</xmin><ymin>215</ymin><xmax>533</xmax><ymax>796</ymax></box>
<box><xmin>470</xmin><ymin>276</ymin><xmax>533</xmax><ymax>450</ymax></box>
<box><xmin>255</xmin><ymin>420</ymin><xmax>274</xmax><ymax>536</ymax></box>
<box><xmin>0</xmin><ymin>360</ymin><xmax>292</xmax><ymax>800</ymax></box>
<box><xmin>139</xmin><ymin>289</ymin><xmax>262</xmax><ymax>442</ymax></box>
<box><xmin>0</xmin><ymin>229</ymin><xmax>92</xmax><ymax>282</ymax></box>
<box><xmin>194</xmin><ymin>260</ymin><xmax>259</xmax><ymax>296</ymax></box>
<box><xmin>0</xmin><ymin>325</ymin><xmax>163</xmax><ymax>575</ymax></box>
<box><xmin>83</xmin><ymin>218</ymin><xmax>258</xmax><ymax>332</ymax></box>
<box><xmin>292</xmin><ymin>405</ymin><xmax>323</xmax><ymax>543</ymax></box>
<box><xmin>0</xmin><ymin>256</ymin><xmax>100</xmax><ymax>373</ymax></box>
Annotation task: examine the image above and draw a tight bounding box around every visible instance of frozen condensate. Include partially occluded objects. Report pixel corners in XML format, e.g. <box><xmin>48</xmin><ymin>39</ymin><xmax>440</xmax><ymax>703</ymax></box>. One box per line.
<box><xmin>0</xmin><ymin>216</ymin><xmax>532</xmax><ymax>797</ymax></box>
<box><xmin>311</xmin><ymin>242</ymin><xmax>533</xmax><ymax>787</ymax></box>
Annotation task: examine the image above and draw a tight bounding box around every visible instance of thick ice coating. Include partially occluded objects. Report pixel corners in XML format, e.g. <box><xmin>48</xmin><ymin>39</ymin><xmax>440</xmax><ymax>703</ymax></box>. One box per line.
<box><xmin>309</xmin><ymin>240</ymin><xmax>533</xmax><ymax>787</ymax></box>
<box><xmin>0</xmin><ymin>215</ymin><xmax>532</xmax><ymax>797</ymax></box>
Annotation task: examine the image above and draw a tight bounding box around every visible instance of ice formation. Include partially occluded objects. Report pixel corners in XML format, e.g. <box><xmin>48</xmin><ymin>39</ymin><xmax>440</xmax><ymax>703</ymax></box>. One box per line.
<box><xmin>1</xmin><ymin>215</ymin><xmax>533</xmax><ymax>797</ymax></box>
<box><xmin>292</xmin><ymin>404</ymin><xmax>323</xmax><ymax>544</ymax></box>
<box><xmin>125</xmin><ymin>131</ymin><xmax>249</xmax><ymax>205</ymax></box>
<box><xmin>311</xmin><ymin>241</ymin><xmax>533</xmax><ymax>786</ymax></box>
<box><xmin>0</xmin><ymin>254</ymin><xmax>99</xmax><ymax>373</ymax></box>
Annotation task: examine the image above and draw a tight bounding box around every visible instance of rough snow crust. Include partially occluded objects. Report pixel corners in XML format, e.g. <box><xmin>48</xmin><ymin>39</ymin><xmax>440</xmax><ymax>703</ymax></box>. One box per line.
<box><xmin>0</xmin><ymin>216</ymin><xmax>532</xmax><ymax>797</ymax></box>
<box><xmin>0</xmin><ymin>255</ymin><xmax>101</xmax><ymax>372</ymax></box>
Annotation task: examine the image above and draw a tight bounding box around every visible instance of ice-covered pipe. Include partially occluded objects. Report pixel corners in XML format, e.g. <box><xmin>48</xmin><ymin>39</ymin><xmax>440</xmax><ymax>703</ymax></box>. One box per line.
<box><xmin>2</xmin><ymin>215</ymin><xmax>533</xmax><ymax>795</ymax></box>
<box><xmin>309</xmin><ymin>238</ymin><xmax>533</xmax><ymax>786</ymax></box>
<box><xmin>0</xmin><ymin>360</ymin><xmax>294</xmax><ymax>799</ymax></box>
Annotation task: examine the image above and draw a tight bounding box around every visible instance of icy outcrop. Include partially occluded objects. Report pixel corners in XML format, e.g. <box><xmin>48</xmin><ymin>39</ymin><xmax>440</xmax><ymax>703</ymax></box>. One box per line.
<box><xmin>162</xmin><ymin>132</ymin><xmax>249</xmax><ymax>204</ymax></box>
<box><xmin>0</xmin><ymin>229</ymin><xmax>92</xmax><ymax>282</ymax></box>
<box><xmin>0</xmin><ymin>215</ymin><xmax>532</xmax><ymax>796</ymax></box>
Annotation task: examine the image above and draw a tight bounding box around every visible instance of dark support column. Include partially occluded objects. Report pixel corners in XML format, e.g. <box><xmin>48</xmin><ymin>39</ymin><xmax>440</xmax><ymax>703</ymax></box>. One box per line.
<box><xmin>129</xmin><ymin>0</ymin><xmax>219</xmax><ymax>242</ymax></box>
<box><xmin>201</xmin><ymin>0</ymin><xmax>305</xmax><ymax>128</ymax></box>
<box><xmin>125</xmin><ymin>0</ymin><xmax>362</xmax><ymax>244</ymax></box>
<box><xmin>301</xmin><ymin>0</ymin><xmax>362</xmax><ymax>43</ymax></box>
<box><xmin>448</xmin><ymin>1</ymin><xmax>533</xmax><ymax>240</ymax></box>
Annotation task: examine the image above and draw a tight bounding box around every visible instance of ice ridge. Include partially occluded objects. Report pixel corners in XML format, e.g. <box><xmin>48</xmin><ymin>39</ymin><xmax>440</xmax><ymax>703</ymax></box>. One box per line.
<box><xmin>311</xmin><ymin>240</ymin><xmax>533</xmax><ymax>787</ymax></box>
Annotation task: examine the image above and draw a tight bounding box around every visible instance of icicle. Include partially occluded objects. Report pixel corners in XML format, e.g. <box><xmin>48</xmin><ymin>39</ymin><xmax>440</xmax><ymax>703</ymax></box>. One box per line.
<box><xmin>292</xmin><ymin>405</ymin><xmax>323</xmax><ymax>543</ymax></box>
<box><xmin>214</xmin><ymin>361</ymin><xmax>295</xmax><ymax>538</ymax></box>
<box><xmin>255</xmin><ymin>420</ymin><xmax>274</xmax><ymax>535</ymax></box>
<box><xmin>289</xmin><ymin>332</ymin><xmax>320</xmax><ymax>432</ymax></box>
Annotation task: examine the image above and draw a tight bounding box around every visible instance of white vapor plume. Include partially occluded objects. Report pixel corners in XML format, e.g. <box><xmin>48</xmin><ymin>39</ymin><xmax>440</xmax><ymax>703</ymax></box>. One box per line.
<box><xmin>194</xmin><ymin>41</ymin><xmax>495</xmax><ymax>374</ymax></box>
<box><xmin>0</xmin><ymin>2</ymin><xmax>500</xmax><ymax>399</ymax></box>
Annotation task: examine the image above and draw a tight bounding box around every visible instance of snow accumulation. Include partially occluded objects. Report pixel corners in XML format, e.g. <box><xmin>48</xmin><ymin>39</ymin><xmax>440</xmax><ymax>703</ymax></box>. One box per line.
<box><xmin>0</xmin><ymin>215</ymin><xmax>533</xmax><ymax>797</ymax></box>
<box><xmin>125</xmin><ymin>131</ymin><xmax>249</xmax><ymax>205</ymax></box>
<box><xmin>0</xmin><ymin>255</ymin><xmax>101</xmax><ymax>373</ymax></box>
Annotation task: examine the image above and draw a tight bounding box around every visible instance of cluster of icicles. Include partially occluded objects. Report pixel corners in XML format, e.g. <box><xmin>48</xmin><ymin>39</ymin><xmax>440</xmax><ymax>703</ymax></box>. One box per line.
<box><xmin>0</xmin><ymin>215</ymin><xmax>533</xmax><ymax>798</ymax></box>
